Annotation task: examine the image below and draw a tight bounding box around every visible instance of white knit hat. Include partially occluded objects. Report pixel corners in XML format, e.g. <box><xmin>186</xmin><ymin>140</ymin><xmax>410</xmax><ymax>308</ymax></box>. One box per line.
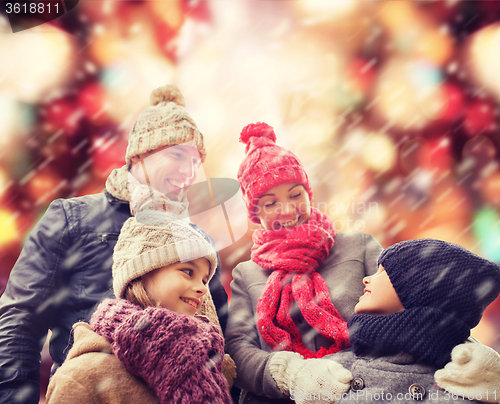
<box><xmin>125</xmin><ymin>84</ymin><xmax>206</xmax><ymax>166</ymax></box>
<box><xmin>112</xmin><ymin>212</ymin><xmax>218</xmax><ymax>299</ymax></box>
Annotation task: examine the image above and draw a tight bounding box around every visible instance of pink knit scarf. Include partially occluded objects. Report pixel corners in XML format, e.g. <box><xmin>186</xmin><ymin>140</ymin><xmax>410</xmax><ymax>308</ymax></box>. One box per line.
<box><xmin>253</xmin><ymin>208</ymin><xmax>350</xmax><ymax>359</ymax></box>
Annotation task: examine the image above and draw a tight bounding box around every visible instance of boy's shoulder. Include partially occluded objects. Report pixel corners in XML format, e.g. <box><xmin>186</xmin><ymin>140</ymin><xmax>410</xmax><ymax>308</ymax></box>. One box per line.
<box><xmin>326</xmin><ymin>351</ymin><xmax>484</xmax><ymax>403</ymax></box>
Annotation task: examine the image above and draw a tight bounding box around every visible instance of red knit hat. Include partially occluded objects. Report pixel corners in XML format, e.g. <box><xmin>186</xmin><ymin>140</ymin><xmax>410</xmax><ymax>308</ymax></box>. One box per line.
<box><xmin>237</xmin><ymin>122</ymin><xmax>313</xmax><ymax>223</ymax></box>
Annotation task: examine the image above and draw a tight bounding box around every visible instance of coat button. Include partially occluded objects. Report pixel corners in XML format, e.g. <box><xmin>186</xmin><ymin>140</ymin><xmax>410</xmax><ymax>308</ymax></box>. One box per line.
<box><xmin>351</xmin><ymin>378</ymin><xmax>365</xmax><ymax>391</ymax></box>
<box><xmin>409</xmin><ymin>383</ymin><xmax>426</xmax><ymax>400</ymax></box>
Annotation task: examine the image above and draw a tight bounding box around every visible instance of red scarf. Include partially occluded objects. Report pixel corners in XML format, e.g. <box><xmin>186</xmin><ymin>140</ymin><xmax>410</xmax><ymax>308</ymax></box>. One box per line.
<box><xmin>253</xmin><ymin>208</ymin><xmax>350</xmax><ymax>358</ymax></box>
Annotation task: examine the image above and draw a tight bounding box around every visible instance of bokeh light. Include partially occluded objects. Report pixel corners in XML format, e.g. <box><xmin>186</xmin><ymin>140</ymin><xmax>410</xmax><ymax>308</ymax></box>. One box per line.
<box><xmin>467</xmin><ymin>22</ymin><xmax>500</xmax><ymax>102</ymax></box>
<box><xmin>374</xmin><ymin>58</ymin><xmax>444</xmax><ymax>130</ymax></box>
<box><xmin>0</xmin><ymin>24</ymin><xmax>75</xmax><ymax>103</ymax></box>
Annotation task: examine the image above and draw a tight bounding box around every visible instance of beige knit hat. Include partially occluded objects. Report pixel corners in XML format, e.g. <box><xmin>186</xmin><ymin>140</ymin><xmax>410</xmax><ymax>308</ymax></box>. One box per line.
<box><xmin>125</xmin><ymin>84</ymin><xmax>206</xmax><ymax>167</ymax></box>
<box><xmin>112</xmin><ymin>212</ymin><xmax>218</xmax><ymax>299</ymax></box>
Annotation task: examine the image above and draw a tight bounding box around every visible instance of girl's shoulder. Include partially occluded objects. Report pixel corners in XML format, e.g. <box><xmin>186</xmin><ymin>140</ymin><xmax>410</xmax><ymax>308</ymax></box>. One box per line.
<box><xmin>47</xmin><ymin>323</ymin><xmax>158</xmax><ymax>404</ymax></box>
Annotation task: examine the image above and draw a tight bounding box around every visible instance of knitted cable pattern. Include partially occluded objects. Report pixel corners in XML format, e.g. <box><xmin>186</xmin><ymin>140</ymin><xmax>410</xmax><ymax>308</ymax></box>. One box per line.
<box><xmin>91</xmin><ymin>299</ymin><xmax>232</xmax><ymax>404</ymax></box>
<box><xmin>111</xmin><ymin>214</ymin><xmax>218</xmax><ymax>299</ymax></box>
<box><xmin>253</xmin><ymin>208</ymin><xmax>350</xmax><ymax>359</ymax></box>
<box><xmin>125</xmin><ymin>84</ymin><xmax>206</xmax><ymax>166</ymax></box>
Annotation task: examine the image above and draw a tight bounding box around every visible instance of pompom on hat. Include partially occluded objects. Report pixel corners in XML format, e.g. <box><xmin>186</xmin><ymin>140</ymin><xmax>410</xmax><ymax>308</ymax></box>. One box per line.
<box><xmin>125</xmin><ymin>84</ymin><xmax>206</xmax><ymax>166</ymax></box>
<box><xmin>237</xmin><ymin>122</ymin><xmax>313</xmax><ymax>223</ymax></box>
<box><xmin>378</xmin><ymin>238</ymin><xmax>500</xmax><ymax>329</ymax></box>
<box><xmin>112</xmin><ymin>212</ymin><xmax>218</xmax><ymax>299</ymax></box>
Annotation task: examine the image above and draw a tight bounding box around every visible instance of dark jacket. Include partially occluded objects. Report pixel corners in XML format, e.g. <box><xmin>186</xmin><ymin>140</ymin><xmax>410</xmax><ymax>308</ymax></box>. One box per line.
<box><xmin>0</xmin><ymin>191</ymin><xmax>228</xmax><ymax>404</ymax></box>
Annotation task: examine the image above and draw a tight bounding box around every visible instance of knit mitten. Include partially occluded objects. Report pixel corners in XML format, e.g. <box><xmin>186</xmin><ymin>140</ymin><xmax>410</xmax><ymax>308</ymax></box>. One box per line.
<box><xmin>90</xmin><ymin>298</ymin><xmax>141</xmax><ymax>343</ymax></box>
<box><xmin>435</xmin><ymin>342</ymin><xmax>500</xmax><ymax>403</ymax></box>
<box><xmin>269</xmin><ymin>351</ymin><xmax>352</xmax><ymax>404</ymax></box>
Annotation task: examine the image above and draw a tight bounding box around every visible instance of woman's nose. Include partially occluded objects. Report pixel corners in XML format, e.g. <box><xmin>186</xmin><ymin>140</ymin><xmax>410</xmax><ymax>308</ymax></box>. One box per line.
<box><xmin>282</xmin><ymin>202</ymin><xmax>294</xmax><ymax>215</ymax></box>
<box><xmin>363</xmin><ymin>276</ymin><xmax>371</xmax><ymax>285</ymax></box>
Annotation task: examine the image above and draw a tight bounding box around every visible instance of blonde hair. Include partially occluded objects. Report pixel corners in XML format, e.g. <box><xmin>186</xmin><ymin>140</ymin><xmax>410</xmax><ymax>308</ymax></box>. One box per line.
<box><xmin>124</xmin><ymin>278</ymin><xmax>159</xmax><ymax>308</ymax></box>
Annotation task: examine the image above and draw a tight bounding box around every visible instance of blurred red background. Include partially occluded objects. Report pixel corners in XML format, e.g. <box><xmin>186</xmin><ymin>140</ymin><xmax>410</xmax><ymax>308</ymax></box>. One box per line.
<box><xmin>1</xmin><ymin>1</ymin><xmax>500</xmax><ymax>401</ymax></box>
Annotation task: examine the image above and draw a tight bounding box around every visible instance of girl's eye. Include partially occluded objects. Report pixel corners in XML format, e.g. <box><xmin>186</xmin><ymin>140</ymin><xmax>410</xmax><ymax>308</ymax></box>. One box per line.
<box><xmin>181</xmin><ymin>269</ymin><xmax>193</xmax><ymax>276</ymax></box>
<box><xmin>291</xmin><ymin>192</ymin><xmax>301</xmax><ymax>198</ymax></box>
<box><xmin>264</xmin><ymin>201</ymin><xmax>276</xmax><ymax>207</ymax></box>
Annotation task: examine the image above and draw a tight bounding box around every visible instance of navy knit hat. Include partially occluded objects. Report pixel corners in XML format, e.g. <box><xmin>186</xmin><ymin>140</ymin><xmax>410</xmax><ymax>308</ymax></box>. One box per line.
<box><xmin>379</xmin><ymin>239</ymin><xmax>500</xmax><ymax>329</ymax></box>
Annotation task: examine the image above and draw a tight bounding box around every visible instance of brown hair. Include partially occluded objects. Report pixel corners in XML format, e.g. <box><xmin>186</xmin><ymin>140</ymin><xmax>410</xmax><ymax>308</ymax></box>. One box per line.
<box><xmin>124</xmin><ymin>278</ymin><xmax>159</xmax><ymax>308</ymax></box>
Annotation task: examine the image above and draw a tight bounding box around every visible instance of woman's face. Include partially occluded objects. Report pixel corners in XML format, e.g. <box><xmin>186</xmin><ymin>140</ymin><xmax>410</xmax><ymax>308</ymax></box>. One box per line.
<box><xmin>255</xmin><ymin>183</ymin><xmax>311</xmax><ymax>230</ymax></box>
<box><xmin>354</xmin><ymin>265</ymin><xmax>404</xmax><ymax>316</ymax></box>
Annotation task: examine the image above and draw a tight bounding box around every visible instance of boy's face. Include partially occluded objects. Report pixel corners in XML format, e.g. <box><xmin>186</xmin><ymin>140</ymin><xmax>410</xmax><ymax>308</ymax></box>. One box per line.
<box><xmin>130</xmin><ymin>141</ymin><xmax>202</xmax><ymax>201</ymax></box>
<box><xmin>255</xmin><ymin>183</ymin><xmax>311</xmax><ymax>230</ymax></box>
<box><xmin>143</xmin><ymin>257</ymin><xmax>210</xmax><ymax>316</ymax></box>
<box><xmin>354</xmin><ymin>265</ymin><xmax>404</xmax><ymax>316</ymax></box>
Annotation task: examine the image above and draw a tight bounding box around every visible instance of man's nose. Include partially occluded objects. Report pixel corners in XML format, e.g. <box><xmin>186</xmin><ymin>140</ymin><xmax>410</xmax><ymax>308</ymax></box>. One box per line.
<box><xmin>179</xmin><ymin>159</ymin><xmax>197</xmax><ymax>179</ymax></box>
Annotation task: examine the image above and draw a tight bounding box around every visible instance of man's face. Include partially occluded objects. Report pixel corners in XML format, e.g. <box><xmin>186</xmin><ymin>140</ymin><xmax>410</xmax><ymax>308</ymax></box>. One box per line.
<box><xmin>130</xmin><ymin>142</ymin><xmax>202</xmax><ymax>201</ymax></box>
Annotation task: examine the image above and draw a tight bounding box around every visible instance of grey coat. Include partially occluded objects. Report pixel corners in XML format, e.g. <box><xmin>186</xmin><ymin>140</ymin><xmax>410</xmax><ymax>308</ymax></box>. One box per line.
<box><xmin>225</xmin><ymin>232</ymin><xmax>383</xmax><ymax>404</ymax></box>
<box><xmin>318</xmin><ymin>349</ymin><xmax>484</xmax><ymax>404</ymax></box>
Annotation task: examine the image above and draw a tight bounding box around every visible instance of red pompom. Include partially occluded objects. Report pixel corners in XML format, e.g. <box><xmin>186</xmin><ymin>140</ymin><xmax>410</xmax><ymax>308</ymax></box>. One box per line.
<box><xmin>239</xmin><ymin>122</ymin><xmax>277</xmax><ymax>144</ymax></box>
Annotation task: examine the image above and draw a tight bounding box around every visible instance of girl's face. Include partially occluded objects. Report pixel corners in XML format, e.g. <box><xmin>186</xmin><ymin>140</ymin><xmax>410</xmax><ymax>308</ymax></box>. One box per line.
<box><xmin>130</xmin><ymin>142</ymin><xmax>202</xmax><ymax>201</ymax></box>
<box><xmin>143</xmin><ymin>257</ymin><xmax>210</xmax><ymax>316</ymax></box>
<box><xmin>255</xmin><ymin>183</ymin><xmax>311</xmax><ymax>230</ymax></box>
<box><xmin>354</xmin><ymin>265</ymin><xmax>404</xmax><ymax>316</ymax></box>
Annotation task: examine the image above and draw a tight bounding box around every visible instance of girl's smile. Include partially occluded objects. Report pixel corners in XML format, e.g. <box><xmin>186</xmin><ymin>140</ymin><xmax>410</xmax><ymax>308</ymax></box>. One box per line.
<box><xmin>180</xmin><ymin>296</ymin><xmax>201</xmax><ymax>312</ymax></box>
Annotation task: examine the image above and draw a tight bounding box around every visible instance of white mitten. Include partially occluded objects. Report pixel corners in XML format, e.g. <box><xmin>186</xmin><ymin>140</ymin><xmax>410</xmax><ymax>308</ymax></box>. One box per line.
<box><xmin>269</xmin><ymin>351</ymin><xmax>352</xmax><ymax>404</ymax></box>
<box><xmin>435</xmin><ymin>342</ymin><xmax>500</xmax><ymax>403</ymax></box>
